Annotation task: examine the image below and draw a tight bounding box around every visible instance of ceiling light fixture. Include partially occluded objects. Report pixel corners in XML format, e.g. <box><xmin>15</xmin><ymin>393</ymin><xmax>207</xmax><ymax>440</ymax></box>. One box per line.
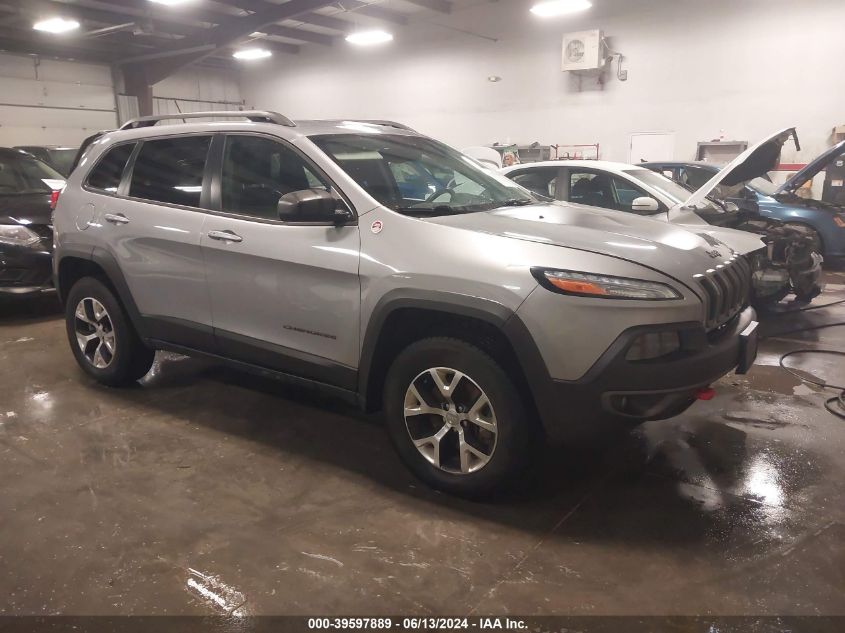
<box><xmin>530</xmin><ymin>0</ymin><xmax>593</xmax><ymax>18</ymax></box>
<box><xmin>148</xmin><ymin>0</ymin><xmax>194</xmax><ymax>6</ymax></box>
<box><xmin>232</xmin><ymin>48</ymin><xmax>272</xmax><ymax>60</ymax></box>
<box><xmin>345</xmin><ymin>30</ymin><xmax>393</xmax><ymax>46</ymax></box>
<box><xmin>33</xmin><ymin>17</ymin><xmax>80</xmax><ymax>34</ymax></box>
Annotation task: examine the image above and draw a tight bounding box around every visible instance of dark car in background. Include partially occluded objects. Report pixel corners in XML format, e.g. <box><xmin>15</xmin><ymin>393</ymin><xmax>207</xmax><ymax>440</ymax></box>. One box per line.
<box><xmin>644</xmin><ymin>140</ymin><xmax>845</xmax><ymax>258</ymax></box>
<box><xmin>14</xmin><ymin>145</ymin><xmax>78</xmax><ymax>178</ymax></box>
<box><xmin>0</xmin><ymin>148</ymin><xmax>65</xmax><ymax>298</ymax></box>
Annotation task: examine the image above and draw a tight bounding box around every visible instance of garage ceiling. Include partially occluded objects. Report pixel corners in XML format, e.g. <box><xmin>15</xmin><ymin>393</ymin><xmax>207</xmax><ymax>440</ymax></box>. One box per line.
<box><xmin>0</xmin><ymin>0</ymin><xmax>459</xmax><ymax>72</ymax></box>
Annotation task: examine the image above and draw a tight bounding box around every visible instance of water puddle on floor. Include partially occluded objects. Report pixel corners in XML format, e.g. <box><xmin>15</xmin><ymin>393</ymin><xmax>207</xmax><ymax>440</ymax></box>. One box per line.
<box><xmin>185</xmin><ymin>567</ymin><xmax>249</xmax><ymax>617</ymax></box>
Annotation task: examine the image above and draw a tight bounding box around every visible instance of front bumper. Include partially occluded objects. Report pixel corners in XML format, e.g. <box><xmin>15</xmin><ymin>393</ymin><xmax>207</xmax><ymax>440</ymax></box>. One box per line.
<box><xmin>0</xmin><ymin>244</ymin><xmax>54</xmax><ymax>297</ymax></box>
<box><xmin>521</xmin><ymin>306</ymin><xmax>758</xmax><ymax>444</ymax></box>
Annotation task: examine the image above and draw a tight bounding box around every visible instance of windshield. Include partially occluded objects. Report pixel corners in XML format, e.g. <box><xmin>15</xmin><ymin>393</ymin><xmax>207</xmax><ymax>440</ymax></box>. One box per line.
<box><xmin>623</xmin><ymin>169</ymin><xmax>720</xmax><ymax>211</ymax></box>
<box><xmin>0</xmin><ymin>153</ymin><xmax>65</xmax><ymax>195</ymax></box>
<box><xmin>746</xmin><ymin>176</ymin><xmax>779</xmax><ymax>196</ymax></box>
<box><xmin>310</xmin><ymin>133</ymin><xmax>536</xmax><ymax>216</ymax></box>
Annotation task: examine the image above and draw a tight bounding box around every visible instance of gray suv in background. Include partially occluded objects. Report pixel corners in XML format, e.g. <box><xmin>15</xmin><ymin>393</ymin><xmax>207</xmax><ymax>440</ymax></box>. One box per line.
<box><xmin>53</xmin><ymin>112</ymin><xmax>759</xmax><ymax>496</ymax></box>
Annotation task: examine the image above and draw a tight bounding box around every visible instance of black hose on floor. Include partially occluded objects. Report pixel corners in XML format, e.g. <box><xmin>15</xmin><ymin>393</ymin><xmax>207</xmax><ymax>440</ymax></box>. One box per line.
<box><xmin>763</xmin><ymin>297</ymin><xmax>845</xmax><ymax>317</ymax></box>
<box><xmin>773</xmin><ymin>309</ymin><xmax>845</xmax><ymax>418</ymax></box>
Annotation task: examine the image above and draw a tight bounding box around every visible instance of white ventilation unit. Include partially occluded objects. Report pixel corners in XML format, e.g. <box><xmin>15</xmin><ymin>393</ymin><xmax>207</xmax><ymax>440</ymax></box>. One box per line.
<box><xmin>562</xmin><ymin>30</ymin><xmax>607</xmax><ymax>72</ymax></box>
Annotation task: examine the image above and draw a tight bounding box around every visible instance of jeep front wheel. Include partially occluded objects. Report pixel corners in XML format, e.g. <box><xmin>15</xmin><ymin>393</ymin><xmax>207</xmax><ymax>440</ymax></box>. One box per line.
<box><xmin>383</xmin><ymin>337</ymin><xmax>537</xmax><ymax>497</ymax></box>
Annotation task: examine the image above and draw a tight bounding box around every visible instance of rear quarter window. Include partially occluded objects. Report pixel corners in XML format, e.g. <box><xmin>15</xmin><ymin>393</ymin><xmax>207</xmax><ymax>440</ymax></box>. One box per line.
<box><xmin>86</xmin><ymin>143</ymin><xmax>136</xmax><ymax>193</ymax></box>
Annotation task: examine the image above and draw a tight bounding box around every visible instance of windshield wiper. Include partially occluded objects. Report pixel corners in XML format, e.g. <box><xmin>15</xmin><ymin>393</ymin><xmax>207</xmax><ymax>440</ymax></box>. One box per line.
<box><xmin>496</xmin><ymin>198</ymin><xmax>535</xmax><ymax>208</ymax></box>
<box><xmin>397</xmin><ymin>204</ymin><xmax>467</xmax><ymax>217</ymax></box>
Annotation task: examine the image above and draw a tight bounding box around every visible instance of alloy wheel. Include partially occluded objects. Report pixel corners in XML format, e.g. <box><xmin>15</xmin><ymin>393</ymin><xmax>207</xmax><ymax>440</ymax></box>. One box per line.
<box><xmin>403</xmin><ymin>367</ymin><xmax>498</xmax><ymax>474</ymax></box>
<box><xmin>74</xmin><ymin>298</ymin><xmax>116</xmax><ymax>369</ymax></box>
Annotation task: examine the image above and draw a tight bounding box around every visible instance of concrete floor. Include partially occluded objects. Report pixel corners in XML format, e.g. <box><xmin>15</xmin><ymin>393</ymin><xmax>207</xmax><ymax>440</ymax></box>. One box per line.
<box><xmin>2</xmin><ymin>276</ymin><xmax>845</xmax><ymax>618</ymax></box>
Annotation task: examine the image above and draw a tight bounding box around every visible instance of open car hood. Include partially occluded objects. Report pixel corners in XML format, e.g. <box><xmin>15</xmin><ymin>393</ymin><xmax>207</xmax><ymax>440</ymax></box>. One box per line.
<box><xmin>777</xmin><ymin>139</ymin><xmax>845</xmax><ymax>195</ymax></box>
<box><xmin>676</xmin><ymin>127</ymin><xmax>799</xmax><ymax>216</ymax></box>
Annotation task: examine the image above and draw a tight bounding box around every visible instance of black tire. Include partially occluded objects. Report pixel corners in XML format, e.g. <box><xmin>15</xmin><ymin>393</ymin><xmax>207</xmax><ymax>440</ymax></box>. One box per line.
<box><xmin>383</xmin><ymin>337</ymin><xmax>538</xmax><ymax>498</ymax></box>
<box><xmin>65</xmin><ymin>276</ymin><xmax>154</xmax><ymax>387</ymax></box>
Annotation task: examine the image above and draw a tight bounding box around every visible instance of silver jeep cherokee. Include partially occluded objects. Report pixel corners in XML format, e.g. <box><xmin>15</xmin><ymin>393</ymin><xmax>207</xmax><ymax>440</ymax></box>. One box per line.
<box><xmin>53</xmin><ymin>111</ymin><xmax>759</xmax><ymax>496</ymax></box>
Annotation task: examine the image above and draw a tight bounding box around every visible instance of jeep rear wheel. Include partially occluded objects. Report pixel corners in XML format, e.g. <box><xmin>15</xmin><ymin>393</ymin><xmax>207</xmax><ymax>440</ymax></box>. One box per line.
<box><xmin>65</xmin><ymin>277</ymin><xmax>154</xmax><ymax>387</ymax></box>
<box><xmin>383</xmin><ymin>337</ymin><xmax>537</xmax><ymax>497</ymax></box>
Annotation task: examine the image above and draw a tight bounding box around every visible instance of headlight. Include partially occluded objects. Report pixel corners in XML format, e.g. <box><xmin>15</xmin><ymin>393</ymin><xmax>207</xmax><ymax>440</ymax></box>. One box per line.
<box><xmin>532</xmin><ymin>268</ymin><xmax>682</xmax><ymax>300</ymax></box>
<box><xmin>0</xmin><ymin>224</ymin><xmax>40</xmax><ymax>247</ymax></box>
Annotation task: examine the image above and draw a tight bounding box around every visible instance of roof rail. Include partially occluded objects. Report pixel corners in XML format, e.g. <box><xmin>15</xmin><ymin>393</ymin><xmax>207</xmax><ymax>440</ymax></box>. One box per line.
<box><xmin>119</xmin><ymin>110</ymin><xmax>296</xmax><ymax>131</ymax></box>
<box><xmin>355</xmin><ymin>120</ymin><xmax>416</xmax><ymax>132</ymax></box>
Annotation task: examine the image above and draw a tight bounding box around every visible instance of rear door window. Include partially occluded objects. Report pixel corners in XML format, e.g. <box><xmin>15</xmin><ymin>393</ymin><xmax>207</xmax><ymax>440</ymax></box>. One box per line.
<box><xmin>129</xmin><ymin>136</ymin><xmax>212</xmax><ymax>208</ymax></box>
<box><xmin>569</xmin><ymin>172</ymin><xmax>612</xmax><ymax>207</ymax></box>
<box><xmin>510</xmin><ymin>167</ymin><xmax>560</xmax><ymax>198</ymax></box>
<box><xmin>86</xmin><ymin>143</ymin><xmax>135</xmax><ymax>193</ymax></box>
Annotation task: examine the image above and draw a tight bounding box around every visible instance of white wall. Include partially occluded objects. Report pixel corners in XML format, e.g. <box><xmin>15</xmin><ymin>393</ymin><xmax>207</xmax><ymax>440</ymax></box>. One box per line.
<box><xmin>0</xmin><ymin>52</ymin><xmax>117</xmax><ymax>147</ymax></box>
<box><xmin>116</xmin><ymin>66</ymin><xmax>247</xmax><ymax>125</ymax></box>
<box><xmin>242</xmin><ymin>0</ymin><xmax>845</xmax><ymax>165</ymax></box>
<box><xmin>0</xmin><ymin>52</ymin><xmax>247</xmax><ymax>145</ymax></box>
<box><xmin>152</xmin><ymin>67</ymin><xmax>247</xmax><ymax>115</ymax></box>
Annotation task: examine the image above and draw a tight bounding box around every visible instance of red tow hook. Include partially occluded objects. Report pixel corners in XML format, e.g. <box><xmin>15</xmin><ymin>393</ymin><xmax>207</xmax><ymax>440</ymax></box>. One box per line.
<box><xmin>695</xmin><ymin>387</ymin><xmax>716</xmax><ymax>401</ymax></box>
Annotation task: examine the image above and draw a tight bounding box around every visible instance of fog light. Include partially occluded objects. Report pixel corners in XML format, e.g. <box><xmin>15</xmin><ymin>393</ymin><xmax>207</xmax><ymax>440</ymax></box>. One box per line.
<box><xmin>626</xmin><ymin>331</ymin><xmax>681</xmax><ymax>361</ymax></box>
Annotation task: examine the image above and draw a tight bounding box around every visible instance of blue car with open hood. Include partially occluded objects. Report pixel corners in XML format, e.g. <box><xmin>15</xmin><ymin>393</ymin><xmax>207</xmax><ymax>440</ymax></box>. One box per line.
<box><xmin>644</xmin><ymin>139</ymin><xmax>845</xmax><ymax>259</ymax></box>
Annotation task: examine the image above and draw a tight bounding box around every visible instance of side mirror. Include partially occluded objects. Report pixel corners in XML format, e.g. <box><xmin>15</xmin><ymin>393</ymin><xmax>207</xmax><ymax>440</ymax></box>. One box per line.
<box><xmin>631</xmin><ymin>196</ymin><xmax>660</xmax><ymax>213</ymax></box>
<box><xmin>277</xmin><ymin>189</ymin><xmax>351</xmax><ymax>224</ymax></box>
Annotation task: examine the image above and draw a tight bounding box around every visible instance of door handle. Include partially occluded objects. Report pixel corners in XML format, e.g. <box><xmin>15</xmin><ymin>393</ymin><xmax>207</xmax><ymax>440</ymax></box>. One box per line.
<box><xmin>208</xmin><ymin>230</ymin><xmax>243</xmax><ymax>243</ymax></box>
<box><xmin>104</xmin><ymin>213</ymin><xmax>130</xmax><ymax>225</ymax></box>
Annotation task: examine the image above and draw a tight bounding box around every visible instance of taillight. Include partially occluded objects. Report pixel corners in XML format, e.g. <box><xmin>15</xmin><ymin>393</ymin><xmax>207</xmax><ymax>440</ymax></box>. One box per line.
<box><xmin>49</xmin><ymin>190</ymin><xmax>61</xmax><ymax>211</ymax></box>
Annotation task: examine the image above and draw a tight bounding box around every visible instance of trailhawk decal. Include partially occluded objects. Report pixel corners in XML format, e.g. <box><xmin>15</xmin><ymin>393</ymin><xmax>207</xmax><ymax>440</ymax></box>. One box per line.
<box><xmin>283</xmin><ymin>325</ymin><xmax>337</xmax><ymax>340</ymax></box>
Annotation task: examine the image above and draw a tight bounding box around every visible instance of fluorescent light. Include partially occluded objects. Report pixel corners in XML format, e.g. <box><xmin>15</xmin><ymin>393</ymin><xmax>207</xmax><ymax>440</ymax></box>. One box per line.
<box><xmin>530</xmin><ymin>0</ymin><xmax>592</xmax><ymax>17</ymax></box>
<box><xmin>148</xmin><ymin>0</ymin><xmax>194</xmax><ymax>5</ymax></box>
<box><xmin>232</xmin><ymin>48</ymin><xmax>272</xmax><ymax>61</ymax></box>
<box><xmin>33</xmin><ymin>17</ymin><xmax>80</xmax><ymax>34</ymax></box>
<box><xmin>345</xmin><ymin>30</ymin><xmax>393</xmax><ymax>46</ymax></box>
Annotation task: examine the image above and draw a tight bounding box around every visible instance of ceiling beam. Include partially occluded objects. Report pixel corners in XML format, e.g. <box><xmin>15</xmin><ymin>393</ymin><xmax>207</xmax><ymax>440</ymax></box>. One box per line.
<box><xmin>0</xmin><ymin>39</ymin><xmax>112</xmax><ymax>63</ymax></box>
<box><xmin>1</xmin><ymin>0</ymin><xmax>205</xmax><ymax>38</ymax></box>
<box><xmin>46</xmin><ymin>0</ymin><xmax>218</xmax><ymax>26</ymax></box>
<box><xmin>336</xmin><ymin>1</ymin><xmax>408</xmax><ymax>26</ymax></box>
<box><xmin>292</xmin><ymin>11</ymin><xmax>352</xmax><ymax>31</ymax></box>
<box><xmin>130</xmin><ymin>0</ymin><xmax>336</xmax><ymax>85</ymax></box>
<box><xmin>403</xmin><ymin>0</ymin><xmax>452</xmax><ymax>13</ymax></box>
<box><xmin>0</xmin><ymin>27</ymin><xmax>121</xmax><ymax>62</ymax></box>
<box><xmin>260</xmin><ymin>24</ymin><xmax>334</xmax><ymax>45</ymax></box>
<box><xmin>214</xmin><ymin>0</ymin><xmax>408</xmax><ymax>32</ymax></box>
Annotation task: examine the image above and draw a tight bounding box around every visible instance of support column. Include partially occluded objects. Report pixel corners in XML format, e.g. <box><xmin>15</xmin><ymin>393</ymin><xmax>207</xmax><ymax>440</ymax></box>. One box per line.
<box><xmin>122</xmin><ymin>65</ymin><xmax>154</xmax><ymax>117</ymax></box>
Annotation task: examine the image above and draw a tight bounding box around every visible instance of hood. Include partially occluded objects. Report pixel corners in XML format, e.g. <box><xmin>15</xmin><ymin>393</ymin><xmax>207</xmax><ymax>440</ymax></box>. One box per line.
<box><xmin>0</xmin><ymin>192</ymin><xmax>54</xmax><ymax>226</ymax></box>
<box><xmin>777</xmin><ymin>139</ymin><xmax>845</xmax><ymax>195</ymax></box>
<box><xmin>671</xmin><ymin>213</ymin><xmax>766</xmax><ymax>255</ymax></box>
<box><xmin>678</xmin><ymin>127</ymin><xmax>799</xmax><ymax>213</ymax></box>
<box><xmin>425</xmin><ymin>202</ymin><xmax>763</xmax><ymax>282</ymax></box>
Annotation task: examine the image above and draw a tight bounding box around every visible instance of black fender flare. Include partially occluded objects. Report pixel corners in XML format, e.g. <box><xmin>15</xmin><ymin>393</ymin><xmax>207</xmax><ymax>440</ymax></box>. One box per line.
<box><xmin>56</xmin><ymin>246</ymin><xmax>150</xmax><ymax>340</ymax></box>
<box><xmin>357</xmin><ymin>289</ymin><xmax>555</xmax><ymax>427</ymax></box>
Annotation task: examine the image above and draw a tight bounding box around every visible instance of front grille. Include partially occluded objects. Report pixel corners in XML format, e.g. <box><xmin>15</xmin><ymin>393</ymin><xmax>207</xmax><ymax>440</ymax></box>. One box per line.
<box><xmin>695</xmin><ymin>255</ymin><xmax>752</xmax><ymax>331</ymax></box>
